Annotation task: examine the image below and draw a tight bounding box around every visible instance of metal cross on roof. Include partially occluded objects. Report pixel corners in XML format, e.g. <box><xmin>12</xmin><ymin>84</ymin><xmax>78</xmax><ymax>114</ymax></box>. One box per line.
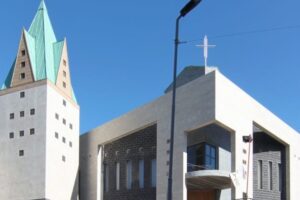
<box><xmin>196</xmin><ymin>35</ymin><xmax>216</xmax><ymax>67</ymax></box>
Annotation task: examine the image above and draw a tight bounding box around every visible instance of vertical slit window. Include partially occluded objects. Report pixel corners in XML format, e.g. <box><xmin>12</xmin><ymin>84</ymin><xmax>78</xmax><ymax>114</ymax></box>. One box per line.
<box><xmin>278</xmin><ymin>163</ymin><xmax>282</xmax><ymax>191</ymax></box>
<box><xmin>269</xmin><ymin>162</ymin><xmax>273</xmax><ymax>190</ymax></box>
<box><xmin>116</xmin><ymin>162</ymin><xmax>120</xmax><ymax>190</ymax></box>
<box><xmin>139</xmin><ymin>160</ymin><xmax>144</xmax><ymax>188</ymax></box>
<box><xmin>258</xmin><ymin>160</ymin><xmax>263</xmax><ymax>189</ymax></box>
<box><xmin>126</xmin><ymin>160</ymin><xmax>132</xmax><ymax>189</ymax></box>
<box><xmin>104</xmin><ymin>164</ymin><xmax>109</xmax><ymax>192</ymax></box>
<box><xmin>151</xmin><ymin>159</ymin><xmax>157</xmax><ymax>188</ymax></box>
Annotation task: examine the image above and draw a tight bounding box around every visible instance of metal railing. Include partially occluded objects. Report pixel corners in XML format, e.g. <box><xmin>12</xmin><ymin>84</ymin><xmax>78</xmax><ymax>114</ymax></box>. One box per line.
<box><xmin>187</xmin><ymin>163</ymin><xmax>214</xmax><ymax>172</ymax></box>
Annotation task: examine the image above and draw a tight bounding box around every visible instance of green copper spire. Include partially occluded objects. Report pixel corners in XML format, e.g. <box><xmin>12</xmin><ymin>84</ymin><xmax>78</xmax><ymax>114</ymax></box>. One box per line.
<box><xmin>1</xmin><ymin>0</ymin><xmax>77</xmax><ymax>102</ymax></box>
<box><xmin>28</xmin><ymin>0</ymin><xmax>57</xmax><ymax>83</ymax></box>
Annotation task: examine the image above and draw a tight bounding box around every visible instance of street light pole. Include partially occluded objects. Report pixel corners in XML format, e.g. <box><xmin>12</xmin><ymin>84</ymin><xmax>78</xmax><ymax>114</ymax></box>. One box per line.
<box><xmin>167</xmin><ymin>14</ymin><xmax>182</xmax><ymax>200</ymax></box>
<box><xmin>167</xmin><ymin>1</ymin><xmax>202</xmax><ymax>200</ymax></box>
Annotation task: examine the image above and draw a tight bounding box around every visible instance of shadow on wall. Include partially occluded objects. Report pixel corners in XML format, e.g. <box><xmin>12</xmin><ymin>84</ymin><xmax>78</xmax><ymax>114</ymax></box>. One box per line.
<box><xmin>71</xmin><ymin>169</ymin><xmax>79</xmax><ymax>200</ymax></box>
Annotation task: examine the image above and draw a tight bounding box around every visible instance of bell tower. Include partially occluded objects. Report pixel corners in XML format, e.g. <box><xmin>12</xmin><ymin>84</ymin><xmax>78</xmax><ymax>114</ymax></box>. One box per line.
<box><xmin>0</xmin><ymin>1</ymin><xmax>79</xmax><ymax>199</ymax></box>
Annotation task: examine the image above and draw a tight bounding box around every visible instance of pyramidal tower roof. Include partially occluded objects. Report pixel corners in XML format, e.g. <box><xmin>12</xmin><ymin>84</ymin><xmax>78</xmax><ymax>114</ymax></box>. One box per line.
<box><xmin>28</xmin><ymin>0</ymin><xmax>57</xmax><ymax>82</ymax></box>
<box><xmin>1</xmin><ymin>0</ymin><xmax>76</xmax><ymax>102</ymax></box>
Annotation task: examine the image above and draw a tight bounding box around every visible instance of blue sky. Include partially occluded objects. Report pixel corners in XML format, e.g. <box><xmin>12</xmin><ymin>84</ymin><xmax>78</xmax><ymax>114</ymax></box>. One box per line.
<box><xmin>0</xmin><ymin>0</ymin><xmax>299</xmax><ymax>133</ymax></box>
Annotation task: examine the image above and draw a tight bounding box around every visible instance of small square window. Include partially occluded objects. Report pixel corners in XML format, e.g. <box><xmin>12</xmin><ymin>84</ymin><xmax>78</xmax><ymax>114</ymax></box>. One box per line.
<box><xmin>55</xmin><ymin>132</ymin><xmax>59</xmax><ymax>139</ymax></box>
<box><xmin>69</xmin><ymin>123</ymin><xmax>73</xmax><ymax>130</ymax></box>
<box><xmin>20</xmin><ymin>130</ymin><xmax>24</xmax><ymax>137</ymax></box>
<box><xmin>20</xmin><ymin>91</ymin><xmax>25</xmax><ymax>98</ymax></box>
<box><xmin>20</xmin><ymin>73</ymin><xmax>26</xmax><ymax>79</ymax></box>
<box><xmin>63</xmin><ymin>60</ymin><xmax>67</xmax><ymax>66</ymax></box>
<box><xmin>21</xmin><ymin>61</ymin><xmax>26</xmax><ymax>68</ymax></box>
<box><xmin>10</xmin><ymin>113</ymin><xmax>14</xmax><ymax>119</ymax></box>
<box><xmin>21</xmin><ymin>50</ymin><xmax>26</xmax><ymax>56</ymax></box>
<box><xmin>69</xmin><ymin>141</ymin><xmax>73</xmax><ymax>148</ymax></box>
<box><xmin>9</xmin><ymin>132</ymin><xmax>14</xmax><ymax>139</ymax></box>
<box><xmin>19</xmin><ymin>150</ymin><xmax>24</xmax><ymax>157</ymax></box>
<box><xmin>63</xmin><ymin>100</ymin><xmax>66</xmax><ymax>106</ymax></box>
<box><xmin>20</xmin><ymin>111</ymin><xmax>25</xmax><ymax>117</ymax></box>
<box><xmin>63</xmin><ymin>71</ymin><xmax>67</xmax><ymax>77</ymax></box>
<box><xmin>30</xmin><ymin>128</ymin><xmax>35</xmax><ymax>135</ymax></box>
<box><xmin>63</xmin><ymin>82</ymin><xmax>66</xmax><ymax>88</ymax></box>
<box><xmin>55</xmin><ymin>113</ymin><xmax>59</xmax><ymax>120</ymax></box>
<box><xmin>62</xmin><ymin>137</ymin><xmax>66</xmax><ymax>143</ymax></box>
<box><xmin>62</xmin><ymin>155</ymin><xmax>66</xmax><ymax>162</ymax></box>
<box><xmin>63</xmin><ymin>118</ymin><xmax>66</xmax><ymax>125</ymax></box>
<box><xmin>30</xmin><ymin>109</ymin><xmax>35</xmax><ymax>115</ymax></box>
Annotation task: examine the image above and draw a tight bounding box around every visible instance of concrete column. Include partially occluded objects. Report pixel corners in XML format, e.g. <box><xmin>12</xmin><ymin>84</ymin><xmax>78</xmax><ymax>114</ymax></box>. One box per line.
<box><xmin>97</xmin><ymin>146</ymin><xmax>103</xmax><ymax>200</ymax></box>
<box><xmin>231</xmin><ymin>122</ymin><xmax>253</xmax><ymax>200</ymax></box>
<box><xmin>183</xmin><ymin>150</ymin><xmax>187</xmax><ymax>200</ymax></box>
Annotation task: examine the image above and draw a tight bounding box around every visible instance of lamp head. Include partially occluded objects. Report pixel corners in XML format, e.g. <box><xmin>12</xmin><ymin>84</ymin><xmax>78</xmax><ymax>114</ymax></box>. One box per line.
<box><xmin>180</xmin><ymin>0</ymin><xmax>202</xmax><ymax>17</ymax></box>
<box><xmin>243</xmin><ymin>135</ymin><xmax>253</xmax><ymax>143</ymax></box>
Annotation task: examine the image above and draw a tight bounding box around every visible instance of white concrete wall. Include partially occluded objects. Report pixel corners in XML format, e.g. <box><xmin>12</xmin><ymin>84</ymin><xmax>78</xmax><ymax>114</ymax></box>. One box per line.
<box><xmin>0</xmin><ymin>82</ymin><xmax>79</xmax><ymax>200</ymax></box>
<box><xmin>215</xmin><ymin>70</ymin><xmax>300</xmax><ymax>199</ymax></box>
<box><xmin>0</xmin><ymin>84</ymin><xmax>47</xmax><ymax>199</ymax></box>
<box><xmin>45</xmin><ymin>85</ymin><xmax>79</xmax><ymax>200</ymax></box>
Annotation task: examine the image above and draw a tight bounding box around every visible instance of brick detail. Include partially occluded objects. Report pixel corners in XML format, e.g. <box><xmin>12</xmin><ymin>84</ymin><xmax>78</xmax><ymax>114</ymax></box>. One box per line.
<box><xmin>253</xmin><ymin>132</ymin><xmax>286</xmax><ymax>200</ymax></box>
<box><xmin>11</xmin><ymin>31</ymin><xmax>34</xmax><ymax>87</ymax></box>
<box><xmin>103</xmin><ymin>125</ymin><xmax>157</xmax><ymax>200</ymax></box>
<box><xmin>55</xmin><ymin>40</ymin><xmax>73</xmax><ymax>98</ymax></box>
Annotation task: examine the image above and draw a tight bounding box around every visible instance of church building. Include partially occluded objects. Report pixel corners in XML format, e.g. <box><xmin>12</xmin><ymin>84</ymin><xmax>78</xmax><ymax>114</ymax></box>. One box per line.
<box><xmin>80</xmin><ymin>65</ymin><xmax>300</xmax><ymax>200</ymax></box>
<box><xmin>1</xmin><ymin>1</ymin><xmax>300</xmax><ymax>200</ymax></box>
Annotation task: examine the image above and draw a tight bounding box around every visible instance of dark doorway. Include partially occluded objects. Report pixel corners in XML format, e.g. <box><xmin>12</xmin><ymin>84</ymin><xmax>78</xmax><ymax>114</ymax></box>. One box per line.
<box><xmin>188</xmin><ymin>189</ymin><xmax>216</xmax><ymax>200</ymax></box>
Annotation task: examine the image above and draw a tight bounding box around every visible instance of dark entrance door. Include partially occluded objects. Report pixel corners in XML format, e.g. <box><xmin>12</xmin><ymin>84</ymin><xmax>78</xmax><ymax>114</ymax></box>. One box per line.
<box><xmin>188</xmin><ymin>189</ymin><xmax>216</xmax><ymax>200</ymax></box>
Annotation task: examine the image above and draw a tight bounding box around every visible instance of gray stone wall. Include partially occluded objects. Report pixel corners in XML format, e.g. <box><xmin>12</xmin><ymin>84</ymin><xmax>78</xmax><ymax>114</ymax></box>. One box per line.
<box><xmin>253</xmin><ymin>132</ymin><xmax>286</xmax><ymax>200</ymax></box>
<box><xmin>103</xmin><ymin>125</ymin><xmax>157</xmax><ymax>200</ymax></box>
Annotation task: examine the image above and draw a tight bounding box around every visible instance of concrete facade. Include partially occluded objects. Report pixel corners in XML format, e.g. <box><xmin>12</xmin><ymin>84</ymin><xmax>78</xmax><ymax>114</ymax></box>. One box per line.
<box><xmin>80</xmin><ymin>67</ymin><xmax>300</xmax><ymax>200</ymax></box>
<box><xmin>0</xmin><ymin>83</ymin><xmax>47</xmax><ymax>199</ymax></box>
<box><xmin>0</xmin><ymin>1</ymin><xmax>79</xmax><ymax>199</ymax></box>
<box><xmin>0</xmin><ymin>81</ymin><xmax>79</xmax><ymax>200</ymax></box>
<box><xmin>45</xmin><ymin>82</ymin><xmax>79</xmax><ymax>200</ymax></box>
